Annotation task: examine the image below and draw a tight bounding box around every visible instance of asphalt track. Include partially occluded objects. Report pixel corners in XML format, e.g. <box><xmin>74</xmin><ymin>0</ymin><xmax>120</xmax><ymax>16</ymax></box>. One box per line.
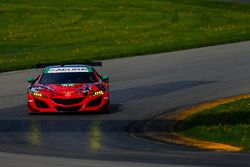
<box><xmin>0</xmin><ymin>41</ymin><xmax>250</xmax><ymax>166</ymax></box>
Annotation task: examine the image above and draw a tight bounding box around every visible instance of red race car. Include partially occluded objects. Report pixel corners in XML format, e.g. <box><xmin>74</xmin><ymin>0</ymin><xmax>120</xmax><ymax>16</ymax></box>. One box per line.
<box><xmin>27</xmin><ymin>62</ymin><xmax>109</xmax><ymax>113</ymax></box>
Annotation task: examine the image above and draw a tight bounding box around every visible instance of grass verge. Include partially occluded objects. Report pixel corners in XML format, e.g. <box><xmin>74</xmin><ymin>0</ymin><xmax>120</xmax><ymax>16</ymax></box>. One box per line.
<box><xmin>1</xmin><ymin>0</ymin><xmax>250</xmax><ymax>72</ymax></box>
<box><xmin>176</xmin><ymin>96</ymin><xmax>250</xmax><ymax>151</ymax></box>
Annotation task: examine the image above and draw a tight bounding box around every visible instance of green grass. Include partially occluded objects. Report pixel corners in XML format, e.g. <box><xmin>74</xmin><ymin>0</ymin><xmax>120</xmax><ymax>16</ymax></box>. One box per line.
<box><xmin>176</xmin><ymin>98</ymin><xmax>250</xmax><ymax>150</ymax></box>
<box><xmin>0</xmin><ymin>0</ymin><xmax>250</xmax><ymax>72</ymax></box>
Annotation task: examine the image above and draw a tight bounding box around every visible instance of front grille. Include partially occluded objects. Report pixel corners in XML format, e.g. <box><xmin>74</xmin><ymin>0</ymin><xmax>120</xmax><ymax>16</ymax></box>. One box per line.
<box><xmin>52</xmin><ymin>98</ymin><xmax>84</xmax><ymax>105</ymax></box>
<box><xmin>34</xmin><ymin>99</ymin><xmax>49</xmax><ymax>108</ymax></box>
<box><xmin>87</xmin><ymin>97</ymin><xmax>102</xmax><ymax>107</ymax></box>
<box><xmin>55</xmin><ymin>106</ymin><xmax>82</xmax><ymax>112</ymax></box>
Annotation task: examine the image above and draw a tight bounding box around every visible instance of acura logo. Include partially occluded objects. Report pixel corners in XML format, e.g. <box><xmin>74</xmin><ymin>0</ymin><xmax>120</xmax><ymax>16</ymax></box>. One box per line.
<box><xmin>65</xmin><ymin>92</ymin><xmax>71</xmax><ymax>97</ymax></box>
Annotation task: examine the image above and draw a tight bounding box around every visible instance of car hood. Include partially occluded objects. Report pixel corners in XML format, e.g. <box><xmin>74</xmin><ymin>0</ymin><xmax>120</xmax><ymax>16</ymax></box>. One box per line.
<box><xmin>44</xmin><ymin>83</ymin><xmax>103</xmax><ymax>95</ymax></box>
<box><xmin>47</xmin><ymin>83</ymin><xmax>85</xmax><ymax>92</ymax></box>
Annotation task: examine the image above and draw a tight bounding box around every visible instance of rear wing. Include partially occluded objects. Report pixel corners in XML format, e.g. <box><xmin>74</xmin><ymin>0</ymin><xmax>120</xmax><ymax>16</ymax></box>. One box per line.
<box><xmin>36</xmin><ymin>62</ymin><xmax>102</xmax><ymax>68</ymax></box>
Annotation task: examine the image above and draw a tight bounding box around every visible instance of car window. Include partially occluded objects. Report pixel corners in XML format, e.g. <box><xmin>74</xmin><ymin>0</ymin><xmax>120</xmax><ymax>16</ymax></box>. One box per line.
<box><xmin>39</xmin><ymin>72</ymin><xmax>98</xmax><ymax>84</ymax></box>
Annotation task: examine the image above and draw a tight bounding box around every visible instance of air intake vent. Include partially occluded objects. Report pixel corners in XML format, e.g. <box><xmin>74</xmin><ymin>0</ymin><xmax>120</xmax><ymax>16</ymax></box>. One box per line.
<box><xmin>87</xmin><ymin>97</ymin><xmax>102</xmax><ymax>107</ymax></box>
<box><xmin>34</xmin><ymin>99</ymin><xmax>49</xmax><ymax>108</ymax></box>
<box><xmin>52</xmin><ymin>98</ymin><xmax>84</xmax><ymax>105</ymax></box>
<box><xmin>55</xmin><ymin>106</ymin><xmax>82</xmax><ymax>112</ymax></box>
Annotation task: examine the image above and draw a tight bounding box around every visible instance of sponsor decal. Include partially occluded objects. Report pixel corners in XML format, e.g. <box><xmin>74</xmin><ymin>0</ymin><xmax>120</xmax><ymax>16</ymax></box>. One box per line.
<box><xmin>61</xmin><ymin>84</ymin><xmax>75</xmax><ymax>87</ymax></box>
<box><xmin>47</xmin><ymin>67</ymin><xmax>89</xmax><ymax>73</ymax></box>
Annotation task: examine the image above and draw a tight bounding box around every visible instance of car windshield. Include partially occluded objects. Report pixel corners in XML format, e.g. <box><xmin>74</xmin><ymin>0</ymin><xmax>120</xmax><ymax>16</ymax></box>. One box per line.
<box><xmin>39</xmin><ymin>72</ymin><xmax>98</xmax><ymax>84</ymax></box>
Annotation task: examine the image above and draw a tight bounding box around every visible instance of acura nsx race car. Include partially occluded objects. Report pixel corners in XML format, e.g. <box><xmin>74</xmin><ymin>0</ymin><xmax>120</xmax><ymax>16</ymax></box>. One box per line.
<box><xmin>27</xmin><ymin>62</ymin><xmax>109</xmax><ymax>113</ymax></box>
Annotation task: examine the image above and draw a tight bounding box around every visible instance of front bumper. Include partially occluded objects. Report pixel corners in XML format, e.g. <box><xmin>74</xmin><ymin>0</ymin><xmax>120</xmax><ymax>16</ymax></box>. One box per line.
<box><xmin>27</xmin><ymin>92</ymin><xmax>109</xmax><ymax>113</ymax></box>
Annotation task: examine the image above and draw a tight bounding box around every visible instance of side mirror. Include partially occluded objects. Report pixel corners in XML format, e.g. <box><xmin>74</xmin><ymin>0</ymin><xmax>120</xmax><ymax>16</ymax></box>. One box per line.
<box><xmin>101</xmin><ymin>76</ymin><xmax>109</xmax><ymax>83</ymax></box>
<box><xmin>27</xmin><ymin>77</ymin><xmax>35</xmax><ymax>83</ymax></box>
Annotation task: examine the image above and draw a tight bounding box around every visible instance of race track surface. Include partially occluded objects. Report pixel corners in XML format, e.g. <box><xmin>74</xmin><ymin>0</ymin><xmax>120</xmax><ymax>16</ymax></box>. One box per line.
<box><xmin>0</xmin><ymin>41</ymin><xmax>250</xmax><ymax>166</ymax></box>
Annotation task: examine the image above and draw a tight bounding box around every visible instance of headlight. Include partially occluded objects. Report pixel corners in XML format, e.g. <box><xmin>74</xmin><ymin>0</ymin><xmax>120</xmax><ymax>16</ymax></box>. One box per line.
<box><xmin>91</xmin><ymin>90</ymin><xmax>104</xmax><ymax>96</ymax></box>
<box><xmin>31</xmin><ymin>92</ymin><xmax>47</xmax><ymax>98</ymax></box>
<box><xmin>79</xmin><ymin>85</ymin><xmax>104</xmax><ymax>96</ymax></box>
<box><xmin>29</xmin><ymin>85</ymin><xmax>52</xmax><ymax>98</ymax></box>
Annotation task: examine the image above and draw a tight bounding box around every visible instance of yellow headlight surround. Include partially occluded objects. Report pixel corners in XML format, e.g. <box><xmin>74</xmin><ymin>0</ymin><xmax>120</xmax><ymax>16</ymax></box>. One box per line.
<box><xmin>32</xmin><ymin>92</ymin><xmax>47</xmax><ymax>98</ymax></box>
<box><xmin>92</xmin><ymin>90</ymin><xmax>104</xmax><ymax>96</ymax></box>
